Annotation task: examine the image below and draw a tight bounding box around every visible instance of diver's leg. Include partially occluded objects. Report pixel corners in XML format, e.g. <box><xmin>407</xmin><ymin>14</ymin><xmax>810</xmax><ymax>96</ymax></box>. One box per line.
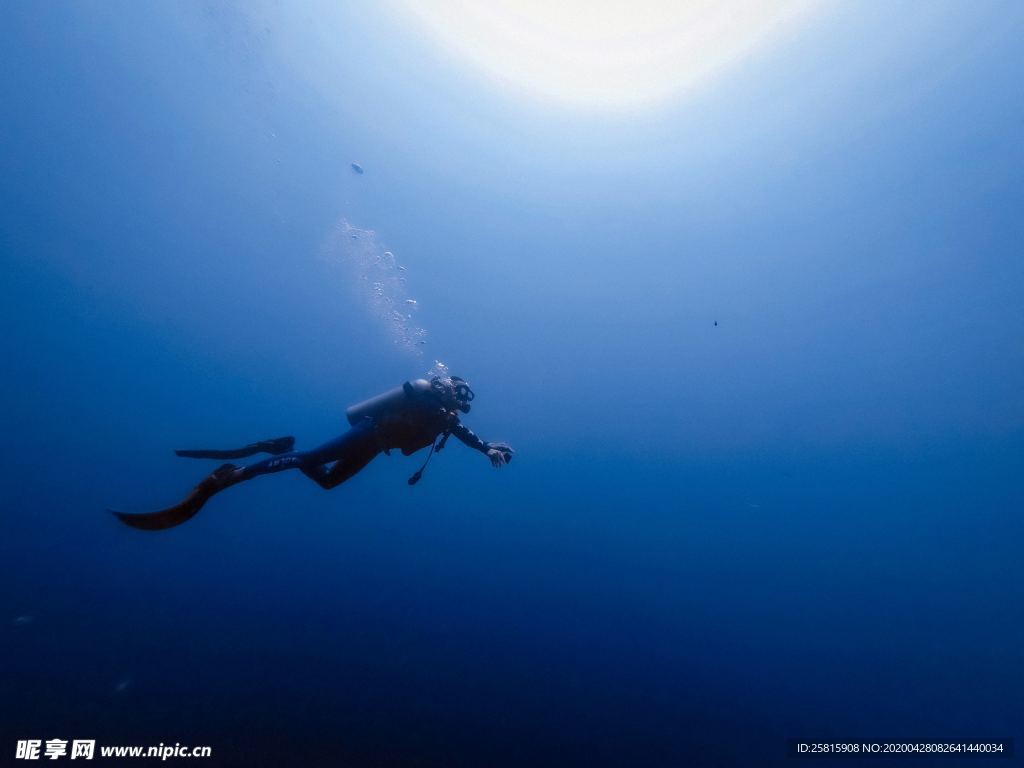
<box><xmin>232</xmin><ymin>421</ymin><xmax>379</xmax><ymax>488</ymax></box>
<box><xmin>233</xmin><ymin>451</ymin><xmax>312</xmax><ymax>481</ymax></box>
<box><xmin>301</xmin><ymin>445</ymin><xmax>379</xmax><ymax>489</ymax></box>
<box><xmin>298</xmin><ymin>463</ymin><xmax>334</xmax><ymax>488</ymax></box>
<box><xmin>113</xmin><ymin>444</ymin><xmax>348</xmax><ymax>531</ymax></box>
<box><xmin>297</xmin><ymin>422</ymin><xmax>382</xmax><ymax>490</ymax></box>
<box><xmin>111</xmin><ymin>429</ymin><xmax>376</xmax><ymax>531</ymax></box>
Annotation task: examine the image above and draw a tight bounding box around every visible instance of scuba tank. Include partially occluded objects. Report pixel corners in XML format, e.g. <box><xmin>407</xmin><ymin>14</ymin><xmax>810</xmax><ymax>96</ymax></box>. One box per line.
<box><xmin>346</xmin><ymin>377</ymin><xmax>466</xmax><ymax>485</ymax></box>
<box><xmin>345</xmin><ymin>379</ymin><xmax>435</xmax><ymax>426</ymax></box>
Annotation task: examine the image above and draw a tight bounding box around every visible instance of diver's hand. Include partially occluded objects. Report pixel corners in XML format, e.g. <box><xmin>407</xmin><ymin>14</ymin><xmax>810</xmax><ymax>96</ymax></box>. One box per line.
<box><xmin>486</xmin><ymin>442</ymin><xmax>514</xmax><ymax>468</ymax></box>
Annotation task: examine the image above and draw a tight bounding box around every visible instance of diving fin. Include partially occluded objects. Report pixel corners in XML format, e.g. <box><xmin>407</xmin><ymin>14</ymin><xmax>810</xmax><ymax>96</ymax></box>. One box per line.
<box><xmin>110</xmin><ymin>463</ymin><xmax>238</xmax><ymax>531</ymax></box>
<box><xmin>175</xmin><ymin>436</ymin><xmax>294</xmax><ymax>460</ymax></box>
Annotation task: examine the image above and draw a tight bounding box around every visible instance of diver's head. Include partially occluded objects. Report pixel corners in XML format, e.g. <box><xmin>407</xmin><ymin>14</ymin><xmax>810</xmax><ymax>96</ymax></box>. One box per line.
<box><xmin>430</xmin><ymin>375</ymin><xmax>475</xmax><ymax>413</ymax></box>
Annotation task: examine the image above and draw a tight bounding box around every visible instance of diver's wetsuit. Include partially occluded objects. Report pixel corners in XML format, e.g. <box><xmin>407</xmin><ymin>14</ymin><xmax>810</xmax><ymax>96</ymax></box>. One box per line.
<box><xmin>238</xmin><ymin>409</ymin><xmax>491</xmax><ymax>490</ymax></box>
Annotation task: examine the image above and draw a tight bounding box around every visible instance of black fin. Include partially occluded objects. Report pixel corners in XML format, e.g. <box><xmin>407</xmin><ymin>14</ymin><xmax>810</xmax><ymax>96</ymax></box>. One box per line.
<box><xmin>109</xmin><ymin>500</ymin><xmax>205</xmax><ymax>531</ymax></box>
<box><xmin>110</xmin><ymin>464</ymin><xmax>236</xmax><ymax>531</ymax></box>
<box><xmin>175</xmin><ymin>436</ymin><xmax>294</xmax><ymax>459</ymax></box>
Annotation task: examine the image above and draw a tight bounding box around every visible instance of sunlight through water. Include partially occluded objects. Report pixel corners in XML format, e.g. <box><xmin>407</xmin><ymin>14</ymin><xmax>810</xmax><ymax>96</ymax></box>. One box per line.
<box><xmin>390</xmin><ymin>0</ymin><xmax>821</xmax><ymax>110</ymax></box>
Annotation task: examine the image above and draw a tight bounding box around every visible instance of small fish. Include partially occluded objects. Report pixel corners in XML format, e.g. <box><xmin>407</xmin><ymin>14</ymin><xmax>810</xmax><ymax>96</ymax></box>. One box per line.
<box><xmin>351</xmin><ymin>162</ymin><xmax>364</xmax><ymax>175</ymax></box>
<box><xmin>114</xmin><ymin>678</ymin><xmax>132</xmax><ymax>694</ymax></box>
<box><xmin>13</xmin><ymin>615</ymin><xmax>33</xmax><ymax>626</ymax></box>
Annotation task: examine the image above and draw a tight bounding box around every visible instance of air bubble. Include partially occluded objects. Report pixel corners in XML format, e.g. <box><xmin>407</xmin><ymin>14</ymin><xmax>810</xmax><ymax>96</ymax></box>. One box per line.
<box><xmin>324</xmin><ymin>219</ymin><xmax>428</xmax><ymax>355</ymax></box>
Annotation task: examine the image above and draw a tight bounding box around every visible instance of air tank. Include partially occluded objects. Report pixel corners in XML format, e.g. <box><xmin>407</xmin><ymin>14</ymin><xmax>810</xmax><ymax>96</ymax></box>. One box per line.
<box><xmin>346</xmin><ymin>379</ymin><xmax>433</xmax><ymax>426</ymax></box>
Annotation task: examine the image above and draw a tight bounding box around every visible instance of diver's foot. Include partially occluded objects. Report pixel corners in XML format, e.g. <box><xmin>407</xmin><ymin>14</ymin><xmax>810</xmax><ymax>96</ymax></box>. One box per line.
<box><xmin>257</xmin><ymin>436</ymin><xmax>295</xmax><ymax>455</ymax></box>
<box><xmin>201</xmin><ymin>463</ymin><xmax>240</xmax><ymax>492</ymax></box>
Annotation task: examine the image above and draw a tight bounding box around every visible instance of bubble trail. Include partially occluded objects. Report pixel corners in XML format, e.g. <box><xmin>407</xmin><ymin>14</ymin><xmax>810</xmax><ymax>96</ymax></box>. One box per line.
<box><xmin>322</xmin><ymin>219</ymin><xmax>428</xmax><ymax>355</ymax></box>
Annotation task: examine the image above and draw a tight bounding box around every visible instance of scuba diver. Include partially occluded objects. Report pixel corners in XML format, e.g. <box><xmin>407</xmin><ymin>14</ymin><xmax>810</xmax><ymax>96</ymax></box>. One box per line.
<box><xmin>111</xmin><ymin>375</ymin><xmax>514</xmax><ymax>531</ymax></box>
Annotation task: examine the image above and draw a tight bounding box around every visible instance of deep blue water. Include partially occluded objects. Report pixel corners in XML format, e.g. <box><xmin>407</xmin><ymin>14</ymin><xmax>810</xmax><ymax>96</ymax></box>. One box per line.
<box><xmin>2</xmin><ymin>2</ymin><xmax>1022</xmax><ymax>766</ymax></box>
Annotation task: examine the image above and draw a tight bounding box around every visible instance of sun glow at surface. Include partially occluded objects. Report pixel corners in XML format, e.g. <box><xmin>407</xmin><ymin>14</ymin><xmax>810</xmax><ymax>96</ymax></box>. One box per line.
<box><xmin>392</xmin><ymin>1</ymin><xmax>820</xmax><ymax>110</ymax></box>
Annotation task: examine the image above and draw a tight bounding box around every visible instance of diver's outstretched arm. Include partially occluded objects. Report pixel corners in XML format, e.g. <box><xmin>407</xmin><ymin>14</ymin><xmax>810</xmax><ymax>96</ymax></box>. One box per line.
<box><xmin>450</xmin><ymin>423</ymin><xmax>514</xmax><ymax>467</ymax></box>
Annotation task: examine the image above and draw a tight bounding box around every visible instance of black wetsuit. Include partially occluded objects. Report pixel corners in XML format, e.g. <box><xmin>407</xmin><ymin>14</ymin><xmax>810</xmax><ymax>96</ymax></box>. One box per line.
<box><xmin>236</xmin><ymin>406</ymin><xmax>491</xmax><ymax>489</ymax></box>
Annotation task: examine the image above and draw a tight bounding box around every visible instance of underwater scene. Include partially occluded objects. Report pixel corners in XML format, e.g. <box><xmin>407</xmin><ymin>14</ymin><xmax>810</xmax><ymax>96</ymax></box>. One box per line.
<box><xmin>2</xmin><ymin>2</ymin><xmax>1022</xmax><ymax>766</ymax></box>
